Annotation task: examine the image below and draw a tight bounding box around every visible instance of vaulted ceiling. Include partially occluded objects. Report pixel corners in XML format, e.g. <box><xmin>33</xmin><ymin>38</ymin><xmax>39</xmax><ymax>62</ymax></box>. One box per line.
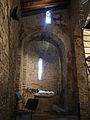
<box><xmin>20</xmin><ymin>0</ymin><xmax>69</xmax><ymax>16</ymax></box>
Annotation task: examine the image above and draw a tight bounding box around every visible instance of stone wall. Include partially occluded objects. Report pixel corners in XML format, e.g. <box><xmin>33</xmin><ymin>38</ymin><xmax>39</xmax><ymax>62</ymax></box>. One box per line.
<box><xmin>23</xmin><ymin>41</ymin><xmax>60</xmax><ymax>91</ymax></box>
<box><xmin>69</xmin><ymin>0</ymin><xmax>89</xmax><ymax>118</ymax></box>
<box><xmin>0</xmin><ymin>0</ymin><xmax>89</xmax><ymax>119</ymax></box>
<box><xmin>14</xmin><ymin>0</ymin><xmax>89</xmax><ymax>118</ymax></box>
<box><xmin>15</xmin><ymin>9</ymin><xmax>78</xmax><ymax>115</ymax></box>
<box><xmin>0</xmin><ymin>0</ymin><xmax>20</xmax><ymax>120</ymax></box>
<box><xmin>20</xmin><ymin>41</ymin><xmax>61</xmax><ymax>107</ymax></box>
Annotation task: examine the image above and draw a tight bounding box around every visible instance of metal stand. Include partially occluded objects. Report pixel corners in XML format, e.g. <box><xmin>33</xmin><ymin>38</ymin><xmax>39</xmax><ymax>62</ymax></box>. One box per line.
<box><xmin>30</xmin><ymin>110</ymin><xmax>33</xmax><ymax>120</ymax></box>
<box><xmin>14</xmin><ymin>92</ymin><xmax>23</xmax><ymax>120</ymax></box>
<box><xmin>25</xmin><ymin>98</ymin><xmax>39</xmax><ymax>120</ymax></box>
<box><xmin>77</xmin><ymin>103</ymin><xmax>81</xmax><ymax>120</ymax></box>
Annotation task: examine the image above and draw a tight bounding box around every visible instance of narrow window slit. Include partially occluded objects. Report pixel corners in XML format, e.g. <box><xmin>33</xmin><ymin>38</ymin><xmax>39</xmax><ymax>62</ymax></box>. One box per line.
<box><xmin>38</xmin><ymin>58</ymin><xmax>43</xmax><ymax>80</ymax></box>
<box><xmin>46</xmin><ymin>11</ymin><xmax>51</xmax><ymax>24</ymax></box>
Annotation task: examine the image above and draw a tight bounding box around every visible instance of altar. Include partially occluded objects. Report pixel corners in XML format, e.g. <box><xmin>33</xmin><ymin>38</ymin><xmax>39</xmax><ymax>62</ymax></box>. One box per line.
<box><xmin>34</xmin><ymin>90</ymin><xmax>54</xmax><ymax>115</ymax></box>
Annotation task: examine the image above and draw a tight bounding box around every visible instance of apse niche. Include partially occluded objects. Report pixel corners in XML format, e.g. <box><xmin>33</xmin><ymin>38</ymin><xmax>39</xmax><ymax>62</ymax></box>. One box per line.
<box><xmin>20</xmin><ymin>40</ymin><xmax>62</xmax><ymax>113</ymax></box>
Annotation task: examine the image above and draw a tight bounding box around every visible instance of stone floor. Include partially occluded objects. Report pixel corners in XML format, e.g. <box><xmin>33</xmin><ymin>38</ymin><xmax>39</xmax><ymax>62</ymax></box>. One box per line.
<box><xmin>16</xmin><ymin>110</ymin><xmax>89</xmax><ymax>120</ymax></box>
<box><xmin>17</xmin><ymin>116</ymin><xmax>77</xmax><ymax>120</ymax></box>
<box><xmin>16</xmin><ymin>115</ymin><xmax>85</xmax><ymax>120</ymax></box>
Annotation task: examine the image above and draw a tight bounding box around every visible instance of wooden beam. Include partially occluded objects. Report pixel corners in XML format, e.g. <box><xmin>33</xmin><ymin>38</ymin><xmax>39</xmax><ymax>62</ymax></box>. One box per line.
<box><xmin>21</xmin><ymin>0</ymin><xmax>67</xmax><ymax>4</ymax></box>
<box><xmin>21</xmin><ymin>4</ymin><xmax>68</xmax><ymax>17</ymax></box>
<box><xmin>21</xmin><ymin>1</ymin><xmax>67</xmax><ymax>11</ymax></box>
<box><xmin>20</xmin><ymin>0</ymin><xmax>69</xmax><ymax>17</ymax></box>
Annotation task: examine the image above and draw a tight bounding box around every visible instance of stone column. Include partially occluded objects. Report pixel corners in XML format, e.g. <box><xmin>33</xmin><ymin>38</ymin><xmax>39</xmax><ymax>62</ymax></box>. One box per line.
<box><xmin>74</xmin><ymin>23</ymin><xmax>89</xmax><ymax>118</ymax></box>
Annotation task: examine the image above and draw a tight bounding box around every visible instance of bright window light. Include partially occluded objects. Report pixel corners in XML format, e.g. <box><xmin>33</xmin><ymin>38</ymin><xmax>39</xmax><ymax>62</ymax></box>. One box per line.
<box><xmin>38</xmin><ymin>58</ymin><xmax>43</xmax><ymax>80</ymax></box>
<box><xmin>46</xmin><ymin>11</ymin><xmax>51</xmax><ymax>24</ymax></box>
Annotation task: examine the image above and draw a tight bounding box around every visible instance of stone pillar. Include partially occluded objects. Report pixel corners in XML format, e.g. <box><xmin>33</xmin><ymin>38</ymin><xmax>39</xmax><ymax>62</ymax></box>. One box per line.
<box><xmin>74</xmin><ymin>23</ymin><xmax>89</xmax><ymax>118</ymax></box>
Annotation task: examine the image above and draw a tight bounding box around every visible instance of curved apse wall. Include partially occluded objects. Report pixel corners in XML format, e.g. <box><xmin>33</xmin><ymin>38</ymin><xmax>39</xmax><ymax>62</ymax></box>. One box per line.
<box><xmin>21</xmin><ymin>41</ymin><xmax>62</xmax><ymax>104</ymax></box>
